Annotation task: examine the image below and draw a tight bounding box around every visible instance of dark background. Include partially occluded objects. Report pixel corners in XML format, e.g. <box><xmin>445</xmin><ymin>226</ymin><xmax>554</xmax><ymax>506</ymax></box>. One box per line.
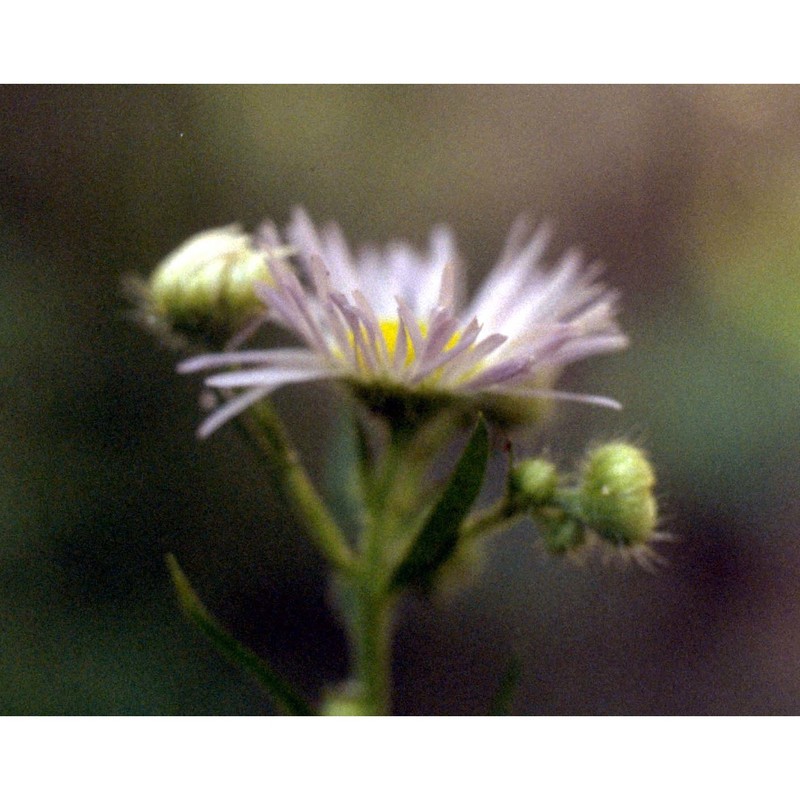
<box><xmin>3</xmin><ymin>85</ymin><xmax>800</xmax><ymax>714</ymax></box>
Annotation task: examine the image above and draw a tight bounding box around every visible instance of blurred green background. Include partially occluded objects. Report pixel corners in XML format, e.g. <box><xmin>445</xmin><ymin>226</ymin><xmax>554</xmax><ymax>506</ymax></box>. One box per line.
<box><xmin>3</xmin><ymin>85</ymin><xmax>800</xmax><ymax>714</ymax></box>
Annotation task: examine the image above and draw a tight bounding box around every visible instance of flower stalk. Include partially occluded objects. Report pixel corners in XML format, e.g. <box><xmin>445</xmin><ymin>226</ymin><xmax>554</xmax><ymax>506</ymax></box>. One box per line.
<box><xmin>340</xmin><ymin>420</ymin><xmax>454</xmax><ymax>714</ymax></box>
<box><xmin>346</xmin><ymin>430</ymin><xmax>412</xmax><ymax>714</ymax></box>
<box><xmin>238</xmin><ymin>399</ymin><xmax>356</xmax><ymax>574</ymax></box>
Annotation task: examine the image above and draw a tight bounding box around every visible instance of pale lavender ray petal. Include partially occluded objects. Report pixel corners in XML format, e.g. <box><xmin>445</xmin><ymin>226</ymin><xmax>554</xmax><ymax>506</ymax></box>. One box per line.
<box><xmin>561</xmin><ymin>292</ymin><xmax>620</xmax><ymax>329</ymax></box>
<box><xmin>467</xmin><ymin>223</ymin><xmax>554</xmax><ymax>325</ymax></box>
<box><xmin>494</xmin><ymin>216</ymin><xmax>551</xmax><ymax>270</ymax></box>
<box><xmin>386</xmin><ymin>244</ymin><xmax>422</xmax><ymax>305</ymax></box>
<box><xmin>320</xmin><ymin>222</ymin><xmax>360</xmax><ymax>287</ymax></box>
<box><xmin>286</xmin><ymin>207</ymin><xmax>326</xmax><ymax>267</ymax></box>
<box><xmin>348</xmin><ymin>294</ymin><xmax>383</xmax><ymax>368</ymax></box>
<box><xmin>429</xmin><ymin>227</ymin><xmax>463</xmax><ymax>307</ymax></box>
<box><xmin>178</xmin><ymin>348</ymin><xmax>325</xmax><ymax>374</ymax></box>
<box><xmin>263</xmin><ymin>255</ymin><xmax>299</xmax><ymax>291</ymax></box>
<box><xmin>413</xmin><ymin>317</ymin><xmax>482</xmax><ymax>382</ymax></box>
<box><xmin>392</xmin><ymin>315</ymin><xmax>409</xmax><ymax>371</ymax></box>
<box><xmin>467</xmin><ymin>257</ymin><xmax>538</xmax><ymax>328</ymax></box>
<box><xmin>348</xmin><ymin>244</ymin><xmax>394</xmax><ymax>317</ymax></box>
<box><xmin>476</xmin><ymin>220</ymin><xmax>549</xmax><ymax>302</ymax></box>
<box><xmin>498</xmin><ymin>387</ymin><xmax>623</xmax><ymax>410</ymax></box>
<box><xmin>325</xmin><ymin>298</ymin><xmax>358</xmax><ymax>364</ymax></box>
<box><xmin>437</xmin><ymin>331</ymin><xmax>507</xmax><ymax>382</ymax></box>
<box><xmin>523</xmin><ymin>248</ymin><xmax>585</xmax><ymax>319</ymax></box>
<box><xmin>258</xmin><ymin>286</ymin><xmax>318</xmax><ymax>347</ymax></box>
<box><xmin>351</xmin><ymin>289</ymin><xmax>391</xmax><ymax>363</ymax></box>
<box><xmin>429</xmin><ymin>225</ymin><xmax>458</xmax><ymax>266</ymax></box>
<box><xmin>308</xmin><ymin>254</ymin><xmax>332</xmax><ymax>300</ymax></box>
<box><xmin>461</xmin><ymin>356</ymin><xmax>533</xmax><ymax>391</ymax></box>
<box><xmin>533</xmin><ymin>276</ymin><xmax>608</xmax><ymax>326</ymax></box>
<box><xmin>224</xmin><ymin>312</ymin><xmax>270</xmax><ymax>351</ymax></box>
<box><xmin>419</xmin><ymin>307</ymin><xmax>459</xmax><ymax>365</ymax></box>
<box><xmin>330</xmin><ymin>293</ymin><xmax>377</xmax><ymax>372</ymax></box>
<box><xmin>537</xmin><ymin>333</ymin><xmax>630</xmax><ymax>366</ymax></box>
<box><xmin>395</xmin><ymin>297</ymin><xmax>425</xmax><ymax>362</ymax></box>
<box><xmin>253</xmin><ymin>220</ymin><xmax>294</xmax><ymax>269</ymax></box>
<box><xmin>329</xmin><ymin>291</ymin><xmax>359</xmax><ymax>328</ymax></box>
<box><xmin>502</xmin><ymin>220</ymin><xmax>552</xmax><ymax>272</ymax></box>
<box><xmin>253</xmin><ymin>219</ymin><xmax>283</xmax><ymax>251</ymax></box>
<box><xmin>351</xmin><ymin>290</ymin><xmax>381</xmax><ymax>333</ymax></box>
<box><xmin>435</xmin><ymin>261</ymin><xmax>458</xmax><ymax>311</ymax></box>
<box><xmin>282</xmin><ymin>278</ymin><xmax>333</xmax><ymax>355</ymax></box>
<box><xmin>205</xmin><ymin>364</ymin><xmax>338</xmax><ymax>389</ymax></box>
<box><xmin>504</xmin><ymin>324</ymin><xmax>578</xmax><ymax>364</ymax></box>
<box><xmin>388</xmin><ymin>242</ymin><xmax>441</xmax><ymax>317</ymax></box>
<box><xmin>197</xmin><ymin>387</ymin><xmax>272</xmax><ymax>439</ymax></box>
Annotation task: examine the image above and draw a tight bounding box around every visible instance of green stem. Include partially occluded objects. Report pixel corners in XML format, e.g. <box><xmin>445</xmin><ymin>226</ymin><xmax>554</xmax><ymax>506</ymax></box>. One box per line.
<box><xmin>345</xmin><ymin>425</ymin><xmax>427</xmax><ymax>715</ymax></box>
<box><xmin>350</xmin><ymin>585</ymin><xmax>395</xmax><ymax>715</ymax></box>
<box><xmin>461</xmin><ymin>495</ymin><xmax>522</xmax><ymax>541</ymax></box>
<box><xmin>239</xmin><ymin>399</ymin><xmax>356</xmax><ymax>574</ymax></box>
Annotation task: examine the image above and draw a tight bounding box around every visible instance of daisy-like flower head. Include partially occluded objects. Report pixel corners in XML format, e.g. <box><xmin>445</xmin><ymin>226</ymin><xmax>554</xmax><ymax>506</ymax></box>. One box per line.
<box><xmin>179</xmin><ymin>208</ymin><xmax>629</xmax><ymax>437</ymax></box>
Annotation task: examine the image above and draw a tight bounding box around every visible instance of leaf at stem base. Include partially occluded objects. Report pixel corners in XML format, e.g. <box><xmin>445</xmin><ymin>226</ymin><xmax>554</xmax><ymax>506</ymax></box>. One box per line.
<box><xmin>166</xmin><ymin>553</ymin><xmax>315</xmax><ymax>716</ymax></box>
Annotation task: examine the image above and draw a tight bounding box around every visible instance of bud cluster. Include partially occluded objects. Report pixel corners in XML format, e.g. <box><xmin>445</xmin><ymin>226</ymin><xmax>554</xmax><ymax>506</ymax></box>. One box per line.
<box><xmin>509</xmin><ymin>442</ymin><xmax>659</xmax><ymax>559</ymax></box>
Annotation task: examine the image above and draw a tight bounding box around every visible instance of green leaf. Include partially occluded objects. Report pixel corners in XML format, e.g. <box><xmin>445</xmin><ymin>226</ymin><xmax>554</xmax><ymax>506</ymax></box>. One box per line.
<box><xmin>166</xmin><ymin>554</ymin><xmax>315</xmax><ymax>716</ymax></box>
<box><xmin>389</xmin><ymin>415</ymin><xmax>489</xmax><ymax>593</ymax></box>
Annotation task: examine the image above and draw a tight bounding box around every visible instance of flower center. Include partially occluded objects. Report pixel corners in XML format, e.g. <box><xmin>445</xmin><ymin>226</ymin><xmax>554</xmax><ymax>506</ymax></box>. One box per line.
<box><xmin>379</xmin><ymin>319</ymin><xmax>414</xmax><ymax>365</ymax></box>
<box><xmin>380</xmin><ymin>319</ymin><xmax>460</xmax><ymax>366</ymax></box>
<box><xmin>343</xmin><ymin>318</ymin><xmax>460</xmax><ymax>373</ymax></box>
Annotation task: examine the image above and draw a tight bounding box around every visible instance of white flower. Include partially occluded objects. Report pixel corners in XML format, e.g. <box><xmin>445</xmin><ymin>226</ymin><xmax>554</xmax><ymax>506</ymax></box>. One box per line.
<box><xmin>179</xmin><ymin>208</ymin><xmax>628</xmax><ymax>437</ymax></box>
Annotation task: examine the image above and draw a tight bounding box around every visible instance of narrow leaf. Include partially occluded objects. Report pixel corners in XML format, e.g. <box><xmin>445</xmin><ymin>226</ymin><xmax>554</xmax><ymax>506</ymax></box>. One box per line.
<box><xmin>389</xmin><ymin>415</ymin><xmax>489</xmax><ymax>593</ymax></box>
<box><xmin>166</xmin><ymin>554</ymin><xmax>314</xmax><ymax>716</ymax></box>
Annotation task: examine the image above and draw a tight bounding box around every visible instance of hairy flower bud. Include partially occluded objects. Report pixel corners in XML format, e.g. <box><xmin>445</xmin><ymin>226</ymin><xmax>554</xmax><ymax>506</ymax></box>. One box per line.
<box><xmin>154</xmin><ymin>225</ymin><xmax>273</xmax><ymax>333</ymax></box>
<box><xmin>509</xmin><ymin>457</ymin><xmax>558</xmax><ymax>509</ymax></box>
<box><xmin>132</xmin><ymin>225</ymin><xmax>279</xmax><ymax>348</ymax></box>
<box><xmin>579</xmin><ymin>442</ymin><xmax>657</xmax><ymax>546</ymax></box>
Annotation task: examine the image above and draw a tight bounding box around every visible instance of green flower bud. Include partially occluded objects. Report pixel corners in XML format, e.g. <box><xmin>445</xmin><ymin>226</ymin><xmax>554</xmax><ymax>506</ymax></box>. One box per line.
<box><xmin>153</xmin><ymin>225</ymin><xmax>273</xmax><ymax>332</ymax></box>
<box><xmin>509</xmin><ymin>457</ymin><xmax>559</xmax><ymax>509</ymax></box>
<box><xmin>579</xmin><ymin>442</ymin><xmax>657</xmax><ymax>546</ymax></box>
<box><xmin>131</xmin><ymin>225</ymin><xmax>283</xmax><ymax>348</ymax></box>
